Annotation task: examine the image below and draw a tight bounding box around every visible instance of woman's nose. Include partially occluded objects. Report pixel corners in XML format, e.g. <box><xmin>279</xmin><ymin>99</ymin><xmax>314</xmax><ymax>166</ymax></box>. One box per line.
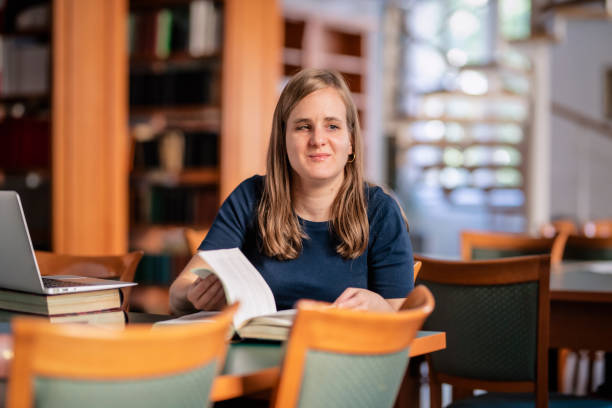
<box><xmin>309</xmin><ymin>125</ymin><xmax>326</xmax><ymax>146</ymax></box>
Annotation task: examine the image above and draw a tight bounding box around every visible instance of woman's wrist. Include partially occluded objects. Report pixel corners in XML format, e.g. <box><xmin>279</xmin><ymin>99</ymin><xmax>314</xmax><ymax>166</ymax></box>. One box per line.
<box><xmin>169</xmin><ymin>279</ymin><xmax>196</xmax><ymax>315</ymax></box>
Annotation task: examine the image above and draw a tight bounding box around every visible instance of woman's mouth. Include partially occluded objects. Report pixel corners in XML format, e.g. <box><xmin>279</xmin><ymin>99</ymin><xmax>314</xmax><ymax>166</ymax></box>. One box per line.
<box><xmin>308</xmin><ymin>153</ymin><xmax>331</xmax><ymax>162</ymax></box>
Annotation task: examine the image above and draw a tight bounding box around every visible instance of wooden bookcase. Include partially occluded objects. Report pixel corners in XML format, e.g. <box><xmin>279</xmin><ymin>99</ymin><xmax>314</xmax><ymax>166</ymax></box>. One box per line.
<box><xmin>1</xmin><ymin>0</ymin><xmax>128</xmax><ymax>255</ymax></box>
<box><xmin>127</xmin><ymin>0</ymin><xmax>281</xmax><ymax>312</ymax></box>
<box><xmin>0</xmin><ymin>0</ymin><xmax>53</xmax><ymax>251</ymax></box>
<box><xmin>282</xmin><ymin>10</ymin><xmax>373</xmax><ymax>135</ymax></box>
<box><xmin>127</xmin><ymin>1</ymin><xmax>224</xmax><ymax>308</ymax></box>
<box><xmin>3</xmin><ymin>0</ymin><xmax>280</xmax><ymax>313</ymax></box>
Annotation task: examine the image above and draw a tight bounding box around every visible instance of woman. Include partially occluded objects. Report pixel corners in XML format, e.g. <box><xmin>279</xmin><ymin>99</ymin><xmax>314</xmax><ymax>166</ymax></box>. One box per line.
<box><xmin>169</xmin><ymin>68</ymin><xmax>413</xmax><ymax>315</ymax></box>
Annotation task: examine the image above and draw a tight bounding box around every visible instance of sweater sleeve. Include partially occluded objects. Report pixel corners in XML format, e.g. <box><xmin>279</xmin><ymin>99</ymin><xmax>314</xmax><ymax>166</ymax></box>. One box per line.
<box><xmin>367</xmin><ymin>189</ymin><xmax>414</xmax><ymax>299</ymax></box>
<box><xmin>198</xmin><ymin>176</ymin><xmax>261</xmax><ymax>251</ymax></box>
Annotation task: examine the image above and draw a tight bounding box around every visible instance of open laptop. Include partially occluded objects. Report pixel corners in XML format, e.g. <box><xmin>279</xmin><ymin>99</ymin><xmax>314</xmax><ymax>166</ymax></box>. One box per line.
<box><xmin>0</xmin><ymin>191</ymin><xmax>137</xmax><ymax>295</ymax></box>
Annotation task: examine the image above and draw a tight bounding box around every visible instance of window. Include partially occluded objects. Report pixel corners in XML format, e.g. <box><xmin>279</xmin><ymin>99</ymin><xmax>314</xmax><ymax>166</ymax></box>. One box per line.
<box><xmin>391</xmin><ymin>0</ymin><xmax>533</xmax><ymax>254</ymax></box>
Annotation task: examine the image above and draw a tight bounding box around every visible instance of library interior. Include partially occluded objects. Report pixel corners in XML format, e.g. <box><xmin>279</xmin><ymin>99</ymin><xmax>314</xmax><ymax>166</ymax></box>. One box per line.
<box><xmin>1</xmin><ymin>0</ymin><xmax>612</xmax><ymax>407</ymax></box>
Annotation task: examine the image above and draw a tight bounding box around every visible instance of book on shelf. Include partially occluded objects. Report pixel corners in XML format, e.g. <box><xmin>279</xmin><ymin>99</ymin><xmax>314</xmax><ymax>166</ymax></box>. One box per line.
<box><xmin>0</xmin><ymin>37</ymin><xmax>49</xmax><ymax>96</ymax></box>
<box><xmin>158</xmin><ymin>248</ymin><xmax>295</xmax><ymax>341</ymax></box>
<box><xmin>132</xmin><ymin>131</ymin><xmax>218</xmax><ymax>171</ymax></box>
<box><xmin>128</xmin><ymin>0</ymin><xmax>221</xmax><ymax>59</ymax></box>
<box><xmin>132</xmin><ymin>185</ymin><xmax>217</xmax><ymax>225</ymax></box>
<box><xmin>0</xmin><ymin>287</ymin><xmax>122</xmax><ymax>316</ymax></box>
<box><xmin>0</xmin><ymin>117</ymin><xmax>51</xmax><ymax>171</ymax></box>
<box><xmin>0</xmin><ymin>308</ymin><xmax>126</xmax><ymax>328</ymax></box>
<box><xmin>129</xmin><ymin>68</ymin><xmax>216</xmax><ymax>106</ymax></box>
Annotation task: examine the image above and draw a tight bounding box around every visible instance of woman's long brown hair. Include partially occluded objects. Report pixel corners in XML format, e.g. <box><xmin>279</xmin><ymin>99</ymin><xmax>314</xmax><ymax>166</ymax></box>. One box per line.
<box><xmin>257</xmin><ymin>69</ymin><xmax>368</xmax><ymax>260</ymax></box>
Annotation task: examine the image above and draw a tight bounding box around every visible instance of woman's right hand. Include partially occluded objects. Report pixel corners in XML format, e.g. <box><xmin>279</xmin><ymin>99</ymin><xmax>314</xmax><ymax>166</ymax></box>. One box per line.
<box><xmin>186</xmin><ymin>274</ymin><xmax>227</xmax><ymax>311</ymax></box>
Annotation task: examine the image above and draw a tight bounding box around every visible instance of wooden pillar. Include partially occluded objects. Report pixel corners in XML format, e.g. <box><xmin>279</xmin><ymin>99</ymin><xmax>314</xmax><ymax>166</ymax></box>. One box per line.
<box><xmin>220</xmin><ymin>0</ymin><xmax>282</xmax><ymax>200</ymax></box>
<box><xmin>53</xmin><ymin>0</ymin><xmax>128</xmax><ymax>254</ymax></box>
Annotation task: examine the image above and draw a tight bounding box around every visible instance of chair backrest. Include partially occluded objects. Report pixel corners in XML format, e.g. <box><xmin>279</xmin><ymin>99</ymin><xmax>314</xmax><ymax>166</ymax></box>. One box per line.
<box><xmin>583</xmin><ymin>219</ymin><xmax>612</xmax><ymax>238</ymax></box>
<box><xmin>551</xmin><ymin>219</ymin><xmax>578</xmax><ymax>236</ymax></box>
<box><xmin>413</xmin><ymin>261</ymin><xmax>422</xmax><ymax>282</ymax></box>
<box><xmin>34</xmin><ymin>250</ymin><xmax>144</xmax><ymax>311</ymax></box>
<box><xmin>460</xmin><ymin>229</ymin><xmax>566</xmax><ymax>265</ymax></box>
<box><xmin>272</xmin><ymin>285</ymin><xmax>434</xmax><ymax>408</ymax></box>
<box><xmin>540</xmin><ymin>219</ymin><xmax>578</xmax><ymax>238</ymax></box>
<box><xmin>415</xmin><ymin>254</ymin><xmax>550</xmax><ymax>408</ymax></box>
<box><xmin>184</xmin><ymin>228</ymin><xmax>209</xmax><ymax>256</ymax></box>
<box><xmin>563</xmin><ymin>235</ymin><xmax>612</xmax><ymax>260</ymax></box>
<box><xmin>7</xmin><ymin>303</ymin><xmax>237</xmax><ymax>408</ymax></box>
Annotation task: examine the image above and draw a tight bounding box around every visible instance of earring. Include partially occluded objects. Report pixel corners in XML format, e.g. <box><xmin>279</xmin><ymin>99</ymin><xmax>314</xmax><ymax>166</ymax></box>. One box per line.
<box><xmin>347</xmin><ymin>153</ymin><xmax>355</xmax><ymax>163</ymax></box>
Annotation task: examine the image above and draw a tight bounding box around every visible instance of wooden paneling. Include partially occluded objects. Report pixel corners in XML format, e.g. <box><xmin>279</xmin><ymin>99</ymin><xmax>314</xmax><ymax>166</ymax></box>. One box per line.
<box><xmin>53</xmin><ymin>0</ymin><xmax>128</xmax><ymax>254</ymax></box>
<box><xmin>220</xmin><ymin>0</ymin><xmax>282</xmax><ymax>201</ymax></box>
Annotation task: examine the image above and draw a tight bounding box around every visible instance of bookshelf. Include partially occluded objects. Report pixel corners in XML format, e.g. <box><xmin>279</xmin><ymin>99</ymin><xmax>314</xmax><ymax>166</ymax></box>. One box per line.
<box><xmin>3</xmin><ymin>0</ymin><xmax>129</xmax><ymax>255</ymax></box>
<box><xmin>4</xmin><ymin>0</ymin><xmax>279</xmax><ymax>313</ymax></box>
<box><xmin>127</xmin><ymin>0</ymin><xmax>281</xmax><ymax>312</ymax></box>
<box><xmin>281</xmin><ymin>7</ymin><xmax>383</xmax><ymax>180</ymax></box>
<box><xmin>0</xmin><ymin>0</ymin><xmax>52</xmax><ymax>251</ymax></box>
<box><xmin>393</xmin><ymin>60</ymin><xmax>533</xmax><ymax>212</ymax></box>
<box><xmin>282</xmin><ymin>11</ymin><xmax>373</xmax><ymax>133</ymax></box>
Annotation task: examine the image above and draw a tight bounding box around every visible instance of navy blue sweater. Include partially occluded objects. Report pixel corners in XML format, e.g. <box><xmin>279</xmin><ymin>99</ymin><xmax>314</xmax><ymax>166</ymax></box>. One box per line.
<box><xmin>200</xmin><ymin>175</ymin><xmax>413</xmax><ymax>310</ymax></box>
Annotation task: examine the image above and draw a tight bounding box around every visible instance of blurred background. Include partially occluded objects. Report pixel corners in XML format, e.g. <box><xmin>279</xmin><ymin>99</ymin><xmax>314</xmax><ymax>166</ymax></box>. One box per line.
<box><xmin>1</xmin><ymin>0</ymin><xmax>611</xmax><ymax>312</ymax></box>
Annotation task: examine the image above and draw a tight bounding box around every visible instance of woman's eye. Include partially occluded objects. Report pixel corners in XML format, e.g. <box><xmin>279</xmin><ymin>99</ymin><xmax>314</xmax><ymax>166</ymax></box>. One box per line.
<box><xmin>296</xmin><ymin>125</ymin><xmax>310</xmax><ymax>131</ymax></box>
<box><xmin>329</xmin><ymin>124</ymin><xmax>339</xmax><ymax>130</ymax></box>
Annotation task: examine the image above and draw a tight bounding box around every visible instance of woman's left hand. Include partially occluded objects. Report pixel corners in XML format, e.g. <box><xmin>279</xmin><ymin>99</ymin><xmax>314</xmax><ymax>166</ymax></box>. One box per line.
<box><xmin>332</xmin><ymin>288</ymin><xmax>395</xmax><ymax>312</ymax></box>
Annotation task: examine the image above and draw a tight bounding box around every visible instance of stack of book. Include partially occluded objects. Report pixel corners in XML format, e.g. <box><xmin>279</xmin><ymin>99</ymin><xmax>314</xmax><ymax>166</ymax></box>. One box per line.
<box><xmin>0</xmin><ymin>288</ymin><xmax>126</xmax><ymax>327</ymax></box>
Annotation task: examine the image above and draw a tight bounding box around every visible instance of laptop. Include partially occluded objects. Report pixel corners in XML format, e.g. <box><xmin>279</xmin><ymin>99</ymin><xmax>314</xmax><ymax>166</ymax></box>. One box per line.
<box><xmin>0</xmin><ymin>191</ymin><xmax>137</xmax><ymax>295</ymax></box>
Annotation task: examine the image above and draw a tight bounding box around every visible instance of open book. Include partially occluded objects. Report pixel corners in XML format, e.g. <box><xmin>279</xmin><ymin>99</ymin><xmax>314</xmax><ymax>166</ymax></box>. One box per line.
<box><xmin>162</xmin><ymin>248</ymin><xmax>295</xmax><ymax>341</ymax></box>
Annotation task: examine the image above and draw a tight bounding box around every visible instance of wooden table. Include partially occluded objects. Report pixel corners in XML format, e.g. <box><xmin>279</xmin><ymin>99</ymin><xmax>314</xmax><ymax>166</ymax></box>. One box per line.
<box><xmin>0</xmin><ymin>320</ymin><xmax>445</xmax><ymax>402</ymax></box>
<box><xmin>550</xmin><ymin>261</ymin><xmax>612</xmax><ymax>351</ymax></box>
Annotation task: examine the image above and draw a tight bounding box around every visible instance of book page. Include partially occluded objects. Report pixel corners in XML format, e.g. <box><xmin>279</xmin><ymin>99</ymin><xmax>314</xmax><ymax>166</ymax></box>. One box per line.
<box><xmin>245</xmin><ymin>309</ymin><xmax>295</xmax><ymax>327</ymax></box>
<box><xmin>195</xmin><ymin>248</ymin><xmax>277</xmax><ymax>328</ymax></box>
<box><xmin>237</xmin><ymin>324</ymin><xmax>290</xmax><ymax>341</ymax></box>
<box><xmin>153</xmin><ymin>311</ymin><xmax>219</xmax><ymax>326</ymax></box>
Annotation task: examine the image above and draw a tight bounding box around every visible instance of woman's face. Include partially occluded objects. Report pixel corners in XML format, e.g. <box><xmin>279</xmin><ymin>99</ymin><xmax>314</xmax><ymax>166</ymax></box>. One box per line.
<box><xmin>285</xmin><ymin>87</ymin><xmax>352</xmax><ymax>187</ymax></box>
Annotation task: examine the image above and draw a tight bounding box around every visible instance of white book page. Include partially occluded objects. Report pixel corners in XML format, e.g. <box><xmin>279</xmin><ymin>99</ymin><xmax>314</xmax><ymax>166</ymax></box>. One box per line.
<box><xmin>246</xmin><ymin>309</ymin><xmax>295</xmax><ymax>327</ymax></box>
<box><xmin>196</xmin><ymin>248</ymin><xmax>277</xmax><ymax>328</ymax></box>
<box><xmin>153</xmin><ymin>311</ymin><xmax>219</xmax><ymax>326</ymax></box>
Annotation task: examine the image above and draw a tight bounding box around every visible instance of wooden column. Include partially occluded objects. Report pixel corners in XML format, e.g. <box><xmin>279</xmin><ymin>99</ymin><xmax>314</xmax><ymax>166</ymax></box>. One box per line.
<box><xmin>220</xmin><ymin>0</ymin><xmax>282</xmax><ymax>200</ymax></box>
<box><xmin>53</xmin><ymin>0</ymin><xmax>128</xmax><ymax>254</ymax></box>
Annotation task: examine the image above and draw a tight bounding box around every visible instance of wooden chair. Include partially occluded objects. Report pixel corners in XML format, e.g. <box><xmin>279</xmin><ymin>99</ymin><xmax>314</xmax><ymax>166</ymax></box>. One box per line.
<box><xmin>460</xmin><ymin>230</ymin><xmax>567</xmax><ymax>266</ymax></box>
<box><xmin>413</xmin><ymin>260</ymin><xmax>422</xmax><ymax>282</ymax></box>
<box><xmin>271</xmin><ymin>285</ymin><xmax>434</xmax><ymax>408</ymax></box>
<box><xmin>184</xmin><ymin>228</ymin><xmax>209</xmax><ymax>255</ymax></box>
<box><xmin>461</xmin><ymin>230</ymin><xmax>593</xmax><ymax>396</ymax></box>
<box><xmin>583</xmin><ymin>219</ymin><xmax>612</xmax><ymax>238</ymax></box>
<box><xmin>34</xmin><ymin>250</ymin><xmax>144</xmax><ymax>311</ymax></box>
<box><xmin>541</xmin><ymin>219</ymin><xmax>578</xmax><ymax>238</ymax></box>
<box><xmin>415</xmin><ymin>254</ymin><xmax>550</xmax><ymax>408</ymax></box>
<box><xmin>552</xmin><ymin>219</ymin><xmax>578</xmax><ymax>236</ymax></box>
<box><xmin>7</xmin><ymin>303</ymin><xmax>238</xmax><ymax>408</ymax></box>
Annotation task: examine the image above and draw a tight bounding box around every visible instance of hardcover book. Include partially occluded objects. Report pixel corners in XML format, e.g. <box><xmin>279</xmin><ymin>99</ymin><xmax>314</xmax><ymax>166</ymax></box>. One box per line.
<box><xmin>0</xmin><ymin>308</ymin><xmax>126</xmax><ymax>328</ymax></box>
<box><xmin>164</xmin><ymin>248</ymin><xmax>295</xmax><ymax>341</ymax></box>
<box><xmin>0</xmin><ymin>288</ymin><xmax>122</xmax><ymax>316</ymax></box>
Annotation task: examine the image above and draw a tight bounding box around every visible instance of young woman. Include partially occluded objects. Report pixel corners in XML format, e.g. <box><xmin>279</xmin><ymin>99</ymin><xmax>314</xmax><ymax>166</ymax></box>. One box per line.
<box><xmin>169</xmin><ymin>68</ymin><xmax>413</xmax><ymax>314</ymax></box>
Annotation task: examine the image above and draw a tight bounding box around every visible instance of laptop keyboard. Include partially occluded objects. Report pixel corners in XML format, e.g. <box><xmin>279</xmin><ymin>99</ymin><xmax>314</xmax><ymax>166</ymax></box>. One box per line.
<box><xmin>42</xmin><ymin>277</ymin><xmax>90</xmax><ymax>288</ymax></box>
